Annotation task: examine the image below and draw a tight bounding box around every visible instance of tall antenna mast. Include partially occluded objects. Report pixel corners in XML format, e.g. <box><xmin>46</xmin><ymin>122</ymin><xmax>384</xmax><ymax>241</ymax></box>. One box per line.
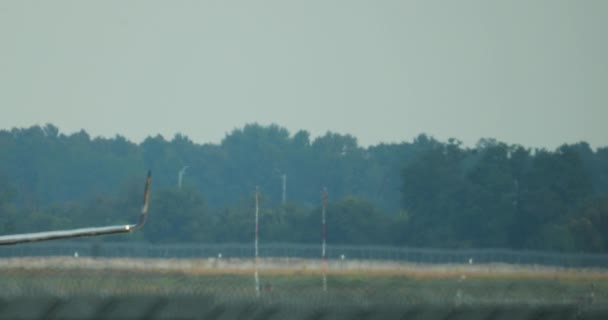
<box><xmin>254</xmin><ymin>186</ymin><xmax>260</xmax><ymax>297</ymax></box>
<box><xmin>322</xmin><ymin>187</ymin><xmax>328</xmax><ymax>292</ymax></box>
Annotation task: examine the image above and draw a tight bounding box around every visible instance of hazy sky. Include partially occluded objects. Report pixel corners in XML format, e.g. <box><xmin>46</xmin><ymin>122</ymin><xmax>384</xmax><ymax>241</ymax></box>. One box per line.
<box><xmin>1</xmin><ymin>1</ymin><xmax>607</xmax><ymax>148</ymax></box>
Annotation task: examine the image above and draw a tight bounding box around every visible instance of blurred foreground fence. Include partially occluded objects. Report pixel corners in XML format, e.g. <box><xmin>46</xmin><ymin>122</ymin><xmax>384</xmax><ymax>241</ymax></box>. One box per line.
<box><xmin>1</xmin><ymin>242</ymin><xmax>607</xmax><ymax>268</ymax></box>
<box><xmin>2</xmin><ymin>296</ymin><xmax>608</xmax><ymax>320</ymax></box>
<box><xmin>2</xmin><ymin>243</ymin><xmax>608</xmax><ymax>319</ymax></box>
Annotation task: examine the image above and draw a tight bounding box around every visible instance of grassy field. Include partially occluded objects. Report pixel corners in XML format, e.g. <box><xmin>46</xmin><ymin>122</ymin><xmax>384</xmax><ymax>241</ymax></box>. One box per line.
<box><xmin>1</xmin><ymin>257</ymin><xmax>606</xmax><ymax>307</ymax></box>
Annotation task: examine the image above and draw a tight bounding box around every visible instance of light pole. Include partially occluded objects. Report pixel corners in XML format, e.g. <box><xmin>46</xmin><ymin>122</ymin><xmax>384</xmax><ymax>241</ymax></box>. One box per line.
<box><xmin>322</xmin><ymin>187</ymin><xmax>328</xmax><ymax>292</ymax></box>
<box><xmin>281</xmin><ymin>174</ymin><xmax>287</xmax><ymax>205</ymax></box>
<box><xmin>273</xmin><ymin>169</ymin><xmax>287</xmax><ymax>206</ymax></box>
<box><xmin>178</xmin><ymin>166</ymin><xmax>189</xmax><ymax>189</ymax></box>
<box><xmin>254</xmin><ymin>186</ymin><xmax>260</xmax><ymax>297</ymax></box>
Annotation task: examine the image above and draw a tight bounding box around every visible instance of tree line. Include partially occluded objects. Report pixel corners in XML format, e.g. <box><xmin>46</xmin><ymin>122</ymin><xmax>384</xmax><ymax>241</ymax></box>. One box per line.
<box><xmin>0</xmin><ymin>124</ymin><xmax>607</xmax><ymax>252</ymax></box>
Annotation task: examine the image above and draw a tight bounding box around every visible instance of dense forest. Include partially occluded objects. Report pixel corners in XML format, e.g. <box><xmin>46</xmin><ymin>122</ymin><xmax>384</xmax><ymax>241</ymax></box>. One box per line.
<box><xmin>1</xmin><ymin>124</ymin><xmax>607</xmax><ymax>252</ymax></box>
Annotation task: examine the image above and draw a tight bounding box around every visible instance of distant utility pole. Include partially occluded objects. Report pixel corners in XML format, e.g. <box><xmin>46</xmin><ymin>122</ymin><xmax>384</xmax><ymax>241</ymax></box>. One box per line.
<box><xmin>321</xmin><ymin>187</ymin><xmax>328</xmax><ymax>292</ymax></box>
<box><xmin>281</xmin><ymin>174</ymin><xmax>287</xmax><ymax>205</ymax></box>
<box><xmin>178</xmin><ymin>166</ymin><xmax>189</xmax><ymax>189</ymax></box>
<box><xmin>254</xmin><ymin>186</ymin><xmax>260</xmax><ymax>297</ymax></box>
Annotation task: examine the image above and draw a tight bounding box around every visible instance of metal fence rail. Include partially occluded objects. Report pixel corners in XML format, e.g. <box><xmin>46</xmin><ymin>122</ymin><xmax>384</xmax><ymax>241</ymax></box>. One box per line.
<box><xmin>1</xmin><ymin>242</ymin><xmax>607</xmax><ymax>268</ymax></box>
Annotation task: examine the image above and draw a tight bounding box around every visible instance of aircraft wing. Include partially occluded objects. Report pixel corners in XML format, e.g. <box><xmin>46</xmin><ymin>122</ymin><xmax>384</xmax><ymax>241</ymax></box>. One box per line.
<box><xmin>0</xmin><ymin>171</ymin><xmax>151</xmax><ymax>245</ymax></box>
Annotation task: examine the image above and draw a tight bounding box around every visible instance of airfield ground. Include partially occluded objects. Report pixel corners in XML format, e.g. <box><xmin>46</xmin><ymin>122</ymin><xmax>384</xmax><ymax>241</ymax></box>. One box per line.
<box><xmin>0</xmin><ymin>257</ymin><xmax>606</xmax><ymax>307</ymax></box>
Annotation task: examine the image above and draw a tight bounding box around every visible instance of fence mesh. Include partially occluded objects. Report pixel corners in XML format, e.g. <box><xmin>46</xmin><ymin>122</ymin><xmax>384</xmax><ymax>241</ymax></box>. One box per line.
<box><xmin>1</xmin><ymin>242</ymin><xmax>607</xmax><ymax>319</ymax></box>
<box><xmin>2</xmin><ymin>242</ymin><xmax>608</xmax><ymax>268</ymax></box>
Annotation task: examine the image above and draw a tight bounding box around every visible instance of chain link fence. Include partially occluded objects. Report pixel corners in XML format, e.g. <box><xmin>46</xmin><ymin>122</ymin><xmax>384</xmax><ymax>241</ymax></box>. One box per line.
<box><xmin>1</xmin><ymin>296</ymin><xmax>607</xmax><ymax>320</ymax></box>
<box><xmin>1</xmin><ymin>242</ymin><xmax>607</xmax><ymax>268</ymax></box>
<box><xmin>1</xmin><ymin>242</ymin><xmax>607</xmax><ymax>319</ymax></box>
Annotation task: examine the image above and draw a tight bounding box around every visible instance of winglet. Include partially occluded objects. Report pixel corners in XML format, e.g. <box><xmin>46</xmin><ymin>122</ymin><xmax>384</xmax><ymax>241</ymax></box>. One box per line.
<box><xmin>133</xmin><ymin>170</ymin><xmax>151</xmax><ymax>229</ymax></box>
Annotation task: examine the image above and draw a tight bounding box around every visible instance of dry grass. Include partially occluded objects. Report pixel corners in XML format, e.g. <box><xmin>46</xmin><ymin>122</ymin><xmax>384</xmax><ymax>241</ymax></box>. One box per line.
<box><xmin>1</xmin><ymin>256</ymin><xmax>607</xmax><ymax>281</ymax></box>
<box><xmin>1</xmin><ymin>256</ymin><xmax>606</xmax><ymax>306</ymax></box>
